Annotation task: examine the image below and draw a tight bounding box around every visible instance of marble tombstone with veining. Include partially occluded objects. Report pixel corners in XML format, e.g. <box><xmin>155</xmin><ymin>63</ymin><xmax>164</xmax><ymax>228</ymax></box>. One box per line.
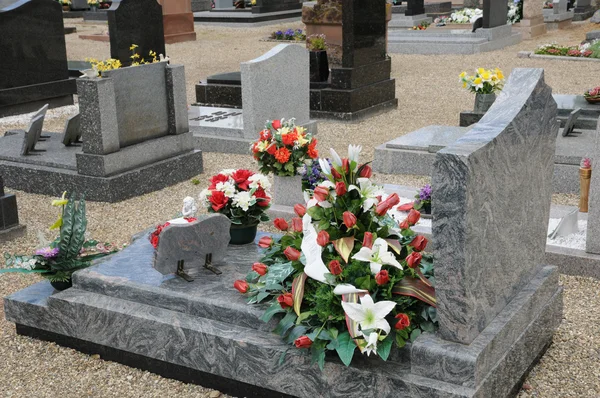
<box><xmin>4</xmin><ymin>70</ymin><xmax>562</xmax><ymax>397</ymax></box>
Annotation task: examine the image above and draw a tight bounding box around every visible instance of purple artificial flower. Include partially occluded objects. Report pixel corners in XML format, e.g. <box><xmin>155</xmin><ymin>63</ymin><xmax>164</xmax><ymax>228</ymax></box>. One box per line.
<box><xmin>419</xmin><ymin>184</ymin><xmax>432</xmax><ymax>201</ymax></box>
<box><xmin>35</xmin><ymin>247</ymin><xmax>60</xmax><ymax>259</ymax></box>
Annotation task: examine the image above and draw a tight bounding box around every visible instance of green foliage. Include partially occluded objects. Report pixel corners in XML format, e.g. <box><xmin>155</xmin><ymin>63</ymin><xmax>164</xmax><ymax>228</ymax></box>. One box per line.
<box><xmin>191</xmin><ymin>178</ymin><xmax>200</xmax><ymax>185</ymax></box>
<box><xmin>307</xmin><ymin>34</ymin><xmax>327</xmax><ymax>51</ymax></box>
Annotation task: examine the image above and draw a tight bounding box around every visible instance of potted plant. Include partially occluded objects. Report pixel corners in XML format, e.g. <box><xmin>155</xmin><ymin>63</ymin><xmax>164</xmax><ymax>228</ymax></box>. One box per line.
<box><xmin>251</xmin><ymin>119</ymin><xmax>319</xmax><ymax>208</ymax></box>
<box><xmin>584</xmin><ymin>86</ymin><xmax>600</xmax><ymax>104</ymax></box>
<box><xmin>580</xmin><ymin>158</ymin><xmax>592</xmax><ymax>213</ymax></box>
<box><xmin>199</xmin><ymin>169</ymin><xmax>271</xmax><ymax>245</ymax></box>
<box><xmin>0</xmin><ymin>193</ymin><xmax>117</xmax><ymax>291</ymax></box>
<box><xmin>59</xmin><ymin>0</ymin><xmax>71</xmax><ymax>11</ymax></box>
<box><xmin>307</xmin><ymin>34</ymin><xmax>329</xmax><ymax>83</ymax></box>
<box><xmin>459</xmin><ymin>67</ymin><xmax>505</xmax><ymax>113</ymax></box>
<box><xmin>88</xmin><ymin>0</ymin><xmax>99</xmax><ymax>11</ymax></box>
<box><xmin>413</xmin><ymin>183</ymin><xmax>432</xmax><ymax>215</ymax></box>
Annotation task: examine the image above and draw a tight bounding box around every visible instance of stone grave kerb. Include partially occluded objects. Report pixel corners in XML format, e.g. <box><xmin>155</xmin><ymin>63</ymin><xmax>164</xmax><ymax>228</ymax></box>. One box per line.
<box><xmin>240</xmin><ymin>44</ymin><xmax>309</xmax><ymax>139</ymax></box>
<box><xmin>586</xmin><ymin>117</ymin><xmax>600</xmax><ymax>254</ymax></box>
<box><xmin>432</xmin><ymin>68</ymin><xmax>558</xmax><ymax>344</ymax></box>
<box><xmin>341</xmin><ymin>0</ymin><xmax>387</xmax><ymax>69</ymax></box>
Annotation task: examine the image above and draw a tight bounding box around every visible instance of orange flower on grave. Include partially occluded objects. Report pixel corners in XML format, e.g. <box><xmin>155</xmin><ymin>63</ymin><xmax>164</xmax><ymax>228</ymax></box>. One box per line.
<box><xmin>307</xmin><ymin>139</ymin><xmax>318</xmax><ymax>159</ymax></box>
<box><xmin>282</xmin><ymin>130</ymin><xmax>298</xmax><ymax>146</ymax></box>
<box><xmin>274</xmin><ymin>147</ymin><xmax>291</xmax><ymax>164</ymax></box>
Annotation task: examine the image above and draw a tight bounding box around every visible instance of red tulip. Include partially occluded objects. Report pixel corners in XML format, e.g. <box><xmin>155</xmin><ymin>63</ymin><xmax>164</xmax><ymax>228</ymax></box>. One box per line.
<box><xmin>359</xmin><ymin>164</ymin><xmax>372</xmax><ymax>178</ymax></box>
<box><xmin>274</xmin><ymin>218</ymin><xmax>289</xmax><ymax>231</ymax></box>
<box><xmin>407</xmin><ymin>209</ymin><xmax>421</xmax><ymax>225</ymax></box>
<box><xmin>362</xmin><ymin>232</ymin><xmax>373</xmax><ymax>249</ymax></box>
<box><xmin>342</xmin><ymin>158</ymin><xmax>350</xmax><ymax>173</ymax></box>
<box><xmin>399</xmin><ymin>219</ymin><xmax>410</xmax><ymax>230</ymax></box>
<box><xmin>331</xmin><ymin>168</ymin><xmax>342</xmax><ymax>180</ymax></box>
<box><xmin>343</xmin><ymin>211</ymin><xmax>357</xmax><ymax>228</ymax></box>
<box><xmin>251</xmin><ymin>262</ymin><xmax>268</xmax><ymax>276</ymax></box>
<box><xmin>395</xmin><ymin>313</ymin><xmax>410</xmax><ymax>330</ymax></box>
<box><xmin>406</xmin><ymin>252</ymin><xmax>422</xmax><ymax>268</ymax></box>
<box><xmin>335</xmin><ymin>181</ymin><xmax>347</xmax><ymax>196</ymax></box>
<box><xmin>284</xmin><ymin>246</ymin><xmax>301</xmax><ymax>261</ymax></box>
<box><xmin>313</xmin><ymin>186</ymin><xmax>329</xmax><ymax>202</ymax></box>
<box><xmin>328</xmin><ymin>260</ymin><xmax>343</xmax><ymax>275</ymax></box>
<box><xmin>375</xmin><ymin>193</ymin><xmax>400</xmax><ymax>216</ymax></box>
<box><xmin>294</xmin><ymin>203</ymin><xmax>306</xmax><ymax>217</ymax></box>
<box><xmin>317</xmin><ymin>230</ymin><xmax>330</xmax><ymax>247</ymax></box>
<box><xmin>375</xmin><ymin>270</ymin><xmax>389</xmax><ymax>285</ymax></box>
<box><xmin>291</xmin><ymin>217</ymin><xmax>303</xmax><ymax>233</ymax></box>
<box><xmin>233</xmin><ymin>279</ymin><xmax>249</xmax><ymax>293</ymax></box>
<box><xmin>294</xmin><ymin>335</ymin><xmax>312</xmax><ymax>349</ymax></box>
<box><xmin>410</xmin><ymin>235</ymin><xmax>428</xmax><ymax>252</ymax></box>
<box><xmin>271</xmin><ymin>119</ymin><xmax>281</xmax><ymax>130</ymax></box>
<box><xmin>277</xmin><ymin>292</ymin><xmax>293</xmax><ymax>309</ymax></box>
<box><xmin>397</xmin><ymin>202</ymin><xmax>414</xmax><ymax>212</ymax></box>
<box><xmin>258</xmin><ymin>236</ymin><xmax>273</xmax><ymax>248</ymax></box>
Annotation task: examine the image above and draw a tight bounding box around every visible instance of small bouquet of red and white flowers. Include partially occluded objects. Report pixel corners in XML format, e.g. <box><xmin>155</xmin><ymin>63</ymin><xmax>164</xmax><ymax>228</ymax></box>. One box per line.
<box><xmin>251</xmin><ymin>119</ymin><xmax>319</xmax><ymax>177</ymax></box>
<box><xmin>199</xmin><ymin>169</ymin><xmax>271</xmax><ymax>226</ymax></box>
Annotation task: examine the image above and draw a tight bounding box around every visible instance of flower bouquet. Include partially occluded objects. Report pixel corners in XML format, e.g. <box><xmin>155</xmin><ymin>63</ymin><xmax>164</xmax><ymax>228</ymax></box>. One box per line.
<box><xmin>459</xmin><ymin>68</ymin><xmax>505</xmax><ymax>94</ymax></box>
<box><xmin>234</xmin><ymin>145</ymin><xmax>437</xmax><ymax>368</ymax></box>
<box><xmin>1</xmin><ymin>193</ymin><xmax>116</xmax><ymax>290</ymax></box>
<box><xmin>199</xmin><ymin>169</ymin><xmax>271</xmax><ymax>244</ymax></box>
<box><xmin>584</xmin><ymin>86</ymin><xmax>600</xmax><ymax>104</ymax></box>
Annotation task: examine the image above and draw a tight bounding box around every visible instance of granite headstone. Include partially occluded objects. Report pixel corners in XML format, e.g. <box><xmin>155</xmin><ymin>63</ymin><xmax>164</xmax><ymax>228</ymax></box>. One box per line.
<box><xmin>482</xmin><ymin>0</ymin><xmax>508</xmax><ymax>28</ymax></box>
<box><xmin>432</xmin><ymin>68</ymin><xmax>557</xmax><ymax>344</ymax></box>
<box><xmin>20</xmin><ymin>105</ymin><xmax>48</xmax><ymax>156</ymax></box>
<box><xmin>405</xmin><ymin>0</ymin><xmax>425</xmax><ymax>16</ymax></box>
<box><xmin>342</xmin><ymin>0</ymin><xmax>387</xmax><ymax>68</ymax></box>
<box><xmin>62</xmin><ymin>113</ymin><xmax>82</xmax><ymax>146</ymax></box>
<box><xmin>562</xmin><ymin>108</ymin><xmax>581</xmax><ymax>137</ymax></box>
<box><xmin>153</xmin><ymin>214</ymin><xmax>232</xmax><ymax>275</ymax></box>
<box><xmin>0</xmin><ymin>175</ymin><xmax>19</xmax><ymax>230</ymax></box>
<box><xmin>586</xmin><ymin>117</ymin><xmax>600</xmax><ymax>254</ymax></box>
<box><xmin>252</xmin><ymin>0</ymin><xmax>301</xmax><ymax>13</ymax></box>
<box><xmin>107</xmin><ymin>0</ymin><xmax>166</xmax><ymax>67</ymax></box>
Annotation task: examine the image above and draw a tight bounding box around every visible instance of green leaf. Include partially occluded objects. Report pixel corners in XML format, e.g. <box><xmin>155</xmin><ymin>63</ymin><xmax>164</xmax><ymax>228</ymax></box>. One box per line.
<box><xmin>256</xmin><ymin>291</ymin><xmax>270</xmax><ymax>303</ymax></box>
<box><xmin>273</xmin><ymin>312</ymin><xmax>297</xmax><ymax>337</ymax></box>
<box><xmin>291</xmin><ymin>272</ymin><xmax>307</xmax><ymax>316</ymax></box>
<box><xmin>396</xmin><ymin>332</ymin><xmax>407</xmax><ymax>348</ymax></box>
<box><xmin>284</xmin><ymin>325</ymin><xmax>308</xmax><ymax>344</ymax></box>
<box><xmin>264</xmin><ymin>262</ymin><xmax>294</xmax><ymax>286</ymax></box>
<box><xmin>420</xmin><ymin>321</ymin><xmax>435</xmax><ymax>333</ymax></box>
<box><xmin>392</xmin><ymin>277</ymin><xmax>437</xmax><ymax>307</ymax></box>
<box><xmin>410</xmin><ymin>328</ymin><xmax>422</xmax><ymax>342</ymax></box>
<box><xmin>307</xmin><ymin>206</ymin><xmax>324</xmax><ymax>220</ymax></box>
<box><xmin>335</xmin><ymin>331</ymin><xmax>356</xmax><ymax>367</ymax></box>
<box><xmin>332</xmin><ymin>237</ymin><xmax>355</xmax><ymax>263</ymax></box>
<box><xmin>58</xmin><ymin>197</ymin><xmax>76</xmax><ymax>261</ymax></box>
<box><xmin>296</xmin><ymin>311</ymin><xmax>314</xmax><ymax>324</ymax></box>
<box><xmin>378</xmin><ymin>335</ymin><xmax>393</xmax><ymax>361</ymax></box>
<box><xmin>67</xmin><ymin>198</ymin><xmax>87</xmax><ymax>260</ymax></box>
<box><xmin>311</xmin><ymin>345</ymin><xmax>326</xmax><ymax>371</ymax></box>
<box><xmin>260</xmin><ymin>302</ymin><xmax>285</xmax><ymax>323</ymax></box>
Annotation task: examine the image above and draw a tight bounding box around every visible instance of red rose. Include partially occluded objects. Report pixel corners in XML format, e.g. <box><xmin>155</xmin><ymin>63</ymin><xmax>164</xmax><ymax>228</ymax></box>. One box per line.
<box><xmin>316</xmin><ymin>230</ymin><xmax>330</xmax><ymax>247</ymax></box>
<box><xmin>328</xmin><ymin>260</ymin><xmax>342</xmax><ymax>275</ymax></box>
<box><xmin>294</xmin><ymin>335</ymin><xmax>312</xmax><ymax>349</ymax></box>
<box><xmin>266</xmin><ymin>144</ymin><xmax>277</xmax><ymax>155</ymax></box>
<box><xmin>251</xmin><ymin>262</ymin><xmax>268</xmax><ymax>276</ymax></box>
<box><xmin>343</xmin><ymin>211</ymin><xmax>357</xmax><ymax>228</ymax></box>
<box><xmin>234</xmin><ymin>279</ymin><xmax>249</xmax><ymax>293</ymax></box>
<box><xmin>342</xmin><ymin>158</ymin><xmax>350</xmax><ymax>173</ymax></box>
<box><xmin>406</xmin><ymin>252</ymin><xmax>422</xmax><ymax>269</ymax></box>
<box><xmin>359</xmin><ymin>164</ymin><xmax>372</xmax><ymax>178</ymax></box>
<box><xmin>399</xmin><ymin>219</ymin><xmax>410</xmax><ymax>230</ymax></box>
<box><xmin>209</xmin><ymin>190</ymin><xmax>229</xmax><ymax>212</ymax></box>
<box><xmin>277</xmin><ymin>292</ymin><xmax>293</xmax><ymax>309</ymax></box>
<box><xmin>410</xmin><ymin>235</ymin><xmax>428</xmax><ymax>252</ymax></box>
<box><xmin>397</xmin><ymin>202</ymin><xmax>414</xmax><ymax>212</ymax></box>
<box><xmin>258</xmin><ymin>236</ymin><xmax>273</xmax><ymax>248</ymax></box>
<box><xmin>407</xmin><ymin>209</ymin><xmax>421</xmax><ymax>225</ymax></box>
<box><xmin>335</xmin><ymin>181</ymin><xmax>347</xmax><ymax>196</ymax></box>
<box><xmin>313</xmin><ymin>186</ymin><xmax>329</xmax><ymax>202</ymax></box>
<box><xmin>291</xmin><ymin>217</ymin><xmax>303</xmax><ymax>233</ymax></box>
<box><xmin>375</xmin><ymin>270</ymin><xmax>389</xmax><ymax>285</ymax></box>
<box><xmin>331</xmin><ymin>168</ymin><xmax>342</xmax><ymax>180</ymax></box>
<box><xmin>254</xmin><ymin>188</ymin><xmax>270</xmax><ymax>207</ymax></box>
<box><xmin>251</xmin><ymin>142</ymin><xmax>259</xmax><ymax>154</ymax></box>
<box><xmin>284</xmin><ymin>246</ymin><xmax>301</xmax><ymax>261</ymax></box>
<box><xmin>232</xmin><ymin>169</ymin><xmax>253</xmax><ymax>191</ymax></box>
<box><xmin>274</xmin><ymin>218</ymin><xmax>289</xmax><ymax>231</ymax></box>
<box><xmin>395</xmin><ymin>313</ymin><xmax>410</xmax><ymax>330</ymax></box>
<box><xmin>362</xmin><ymin>232</ymin><xmax>373</xmax><ymax>249</ymax></box>
<box><xmin>271</xmin><ymin>119</ymin><xmax>282</xmax><ymax>130</ymax></box>
<box><xmin>209</xmin><ymin>173</ymin><xmax>229</xmax><ymax>189</ymax></box>
<box><xmin>259</xmin><ymin>129</ymin><xmax>271</xmax><ymax>140</ymax></box>
<box><xmin>307</xmin><ymin>139</ymin><xmax>318</xmax><ymax>159</ymax></box>
<box><xmin>294</xmin><ymin>204</ymin><xmax>306</xmax><ymax>217</ymax></box>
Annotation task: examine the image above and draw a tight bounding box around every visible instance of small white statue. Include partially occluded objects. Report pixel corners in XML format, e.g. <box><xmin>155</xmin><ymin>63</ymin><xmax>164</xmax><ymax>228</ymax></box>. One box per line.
<box><xmin>182</xmin><ymin>196</ymin><xmax>198</xmax><ymax>218</ymax></box>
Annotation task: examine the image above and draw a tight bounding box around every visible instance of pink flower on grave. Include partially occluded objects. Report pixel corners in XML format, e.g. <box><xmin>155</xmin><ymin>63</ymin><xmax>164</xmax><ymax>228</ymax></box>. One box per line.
<box><xmin>35</xmin><ymin>247</ymin><xmax>59</xmax><ymax>259</ymax></box>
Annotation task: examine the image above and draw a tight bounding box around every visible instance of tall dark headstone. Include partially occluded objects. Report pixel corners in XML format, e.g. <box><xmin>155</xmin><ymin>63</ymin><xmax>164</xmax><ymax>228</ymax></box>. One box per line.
<box><xmin>341</xmin><ymin>0</ymin><xmax>387</xmax><ymax>68</ymax></box>
<box><xmin>0</xmin><ymin>175</ymin><xmax>20</xmax><ymax>231</ymax></box>
<box><xmin>482</xmin><ymin>0</ymin><xmax>508</xmax><ymax>28</ymax></box>
<box><xmin>405</xmin><ymin>0</ymin><xmax>425</xmax><ymax>16</ymax></box>
<box><xmin>0</xmin><ymin>0</ymin><xmax>76</xmax><ymax>117</ymax></box>
<box><xmin>107</xmin><ymin>0</ymin><xmax>166</xmax><ymax>67</ymax></box>
<box><xmin>252</xmin><ymin>0</ymin><xmax>301</xmax><ymax>14</ymax></box>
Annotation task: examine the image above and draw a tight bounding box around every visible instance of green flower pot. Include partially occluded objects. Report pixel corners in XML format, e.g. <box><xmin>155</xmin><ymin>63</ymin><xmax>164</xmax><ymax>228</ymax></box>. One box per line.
<box><xmin>50</xmin><ymin>278</ymin><xmax>72</xmax><ymax>291</ymax></box>
<box><xmin>230</xmin><ymin>223</ymin><xmax>258</xmax><ymax>245</ymax></box>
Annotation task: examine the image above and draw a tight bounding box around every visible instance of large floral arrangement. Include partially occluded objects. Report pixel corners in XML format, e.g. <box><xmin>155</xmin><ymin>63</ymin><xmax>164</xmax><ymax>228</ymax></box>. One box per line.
<box><xmin>251</xmin><ymin>119</ymin><xmax>319</xmax><ymax>177</ymax></box>
<box><xmin>584</xmin><ymin>86</ymin><xmax>600</xmax><ymax>102</ymax></box>
<box><xmin>507</xmin><ymin>0</ymin><xmax>522</xmax><ymax>24</ymax></box>
<box><xmin>1</xmin><ymin>193</ymin><xmax>116</xmax><ymax>283</ymax></box>
<box><xmin>234</xmin><ymin>146</ymin><xmax>437</xmax><ymax>368</ymax></box>
<box><xmin>199</xmin><ymin>169</ymin><xmax>271</xmax><ymax>226</ymax></box>
<box><xmin>449</xmin><ymin>8</ymin><xmax>482</xmax><ymax>23</ymax></box>
<box><xmin>534</xmin><ymin>41</ymin><xmax>599</xmax><ymax>58</ymax></box>
<box><xmin>459</xmin><ymin>68</ymin><xmax>505</xmax><ymax>94</ymax></box>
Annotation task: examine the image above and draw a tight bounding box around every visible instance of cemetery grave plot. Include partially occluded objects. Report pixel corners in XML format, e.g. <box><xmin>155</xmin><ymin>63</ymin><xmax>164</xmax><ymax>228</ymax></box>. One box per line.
<box><xmin>193</xmin><ymin>0</ymin><xmax>303</xmax><ymax>24</ymax></box>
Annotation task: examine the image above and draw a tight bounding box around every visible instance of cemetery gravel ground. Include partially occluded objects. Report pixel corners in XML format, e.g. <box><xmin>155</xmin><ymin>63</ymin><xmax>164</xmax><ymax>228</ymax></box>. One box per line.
<box><xmin>0</xmin><ymin>19</ymin><xmax>599</xmax><ymax>397</ymax></box>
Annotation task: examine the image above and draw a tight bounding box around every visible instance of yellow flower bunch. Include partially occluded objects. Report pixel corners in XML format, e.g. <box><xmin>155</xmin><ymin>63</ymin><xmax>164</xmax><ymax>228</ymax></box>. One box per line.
<box><xmin>459</xmin><ymin>67</ymin><xmax>505</xmax><ymax>94</ymax></box>
<box><xmin>85</xmin><ymin>57</ymin><xmax>122</xmax><ymax>77</ymax></box>
<box><xmin>130</xmin><ymin>44</ymin><xmax>159</xmax><ymax>66</ymax></box>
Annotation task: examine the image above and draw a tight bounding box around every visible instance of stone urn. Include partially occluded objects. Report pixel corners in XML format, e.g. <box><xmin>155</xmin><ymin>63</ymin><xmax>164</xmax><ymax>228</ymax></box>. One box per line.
<box><xmin>579</xmin><ymin>166</ymin><xmax>592</xmax><ymax>212</ymax></box>
<box><xmin>474</xmin><ymin>93</ymin><xmax>496</xmax><ymax>113</ymax></box>
<box><xmin>273</xmin><ymin>175</ymin><xmax>305</xmax><ymax>208</ymax></box>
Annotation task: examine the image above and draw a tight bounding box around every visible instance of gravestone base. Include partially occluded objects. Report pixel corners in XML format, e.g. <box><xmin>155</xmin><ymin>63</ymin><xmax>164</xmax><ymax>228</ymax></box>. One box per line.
<box><xmin>512</xmin><ymin>16</ymin><xmax>547</xmax><ymax>39</ymax></box>
<box><xmin>4</xmin><ymin>232</ymin><xmax>562</xmax><ymax>398</ymax></box>
<box><xmin>0</xmin><ymin>224</ymin><xmax>26</xmax><ymax>241</ymax></box>
<box><xmin>573</xmin><ymin>5</ymin><xmax>597</xmax><ymax>20</ymax></box>
<box><xmin>388</xmin><ymin>13</ymin><xmax>432</xmax><ymax>28</ymax></box>
<box><xmin>543</xmin><ymin>9</ymin><xmax>574</xmax><ymax>29</ymax></box>
<box><xmin>391</xmin><ymin>2</ymin><xmax>452</xmax><ymax>18</ymax></box>
<box><xmin>191</xmin><ymin>0</ymin><xmax>212</xmax><ymax>12</ymax></box>
<box><xmin>0</xmin><ymin>79</ymin><xmax>76</xmax><ymax>118</ymax></box>
<box><xmin>83</xmin><ymin>10</ymin><xmax>108</xmax><ymax>21</ymax></box>
<box><xmin>193</xmin><ymin>8</ymin><xmax>302</xmax><ymax>24</ymax></box>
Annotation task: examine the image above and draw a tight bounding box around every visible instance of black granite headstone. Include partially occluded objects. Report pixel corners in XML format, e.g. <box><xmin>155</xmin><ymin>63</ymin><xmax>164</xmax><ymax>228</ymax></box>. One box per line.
<box><xmin>107</xmin><ymin>0</ymin><xmax>166</xmax><ymax>67</ymax></box>
<box><xmin>482</xmin><ymin>0</ymin><xmax>508</xmax><ymax>28</ymax></box>
<box><xmin>341</xmin><ymin>0</ymin><xmax>387</xmax><ymax>68</ymax></box>
<box><xmin>252</xmin><ymin>0</ymin><xmax>301</xmax><ymax>14</ymax></box>
<box><xmin>405</xmin><ymin>0</ymin><xmax>425</xmax><ymax>16</ymax></box>
<box><xmin>0</xmin><ymin>176</ymin><xmax>19</xmax><ymax>230</ymax></box>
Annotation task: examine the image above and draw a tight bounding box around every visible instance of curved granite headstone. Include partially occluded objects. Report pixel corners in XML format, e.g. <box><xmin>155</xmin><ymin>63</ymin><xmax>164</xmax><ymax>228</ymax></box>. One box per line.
<box><xmin>432</xmin><ymin>68</ymin><xmax>558</xmax><ymax>344</ymax></box>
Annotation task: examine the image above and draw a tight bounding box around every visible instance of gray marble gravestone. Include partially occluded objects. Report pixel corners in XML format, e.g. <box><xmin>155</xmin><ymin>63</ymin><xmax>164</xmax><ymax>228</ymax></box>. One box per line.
<box><xmin>432</xmin><ymin>68</ymin><xmax>560</xmax><ymax>344</ymax></box>
<box><xmin>586</xmin><ymin>117</ymin><xmax>600</xmax><ymax>254</ymax></box>
<box><xmin>153</xmin><ymin>214</ymin><xmax>231</xmax><ymax>276</ymax></box>
<box><xmin>62</xmin><ymin>113</ymin><xmax>81</xmax><ymax>146</ymax></box>
<box><xmin>0</xmin><ymin>174</ymin><xmax>25</xmax><ymax>239</ymax></box>
<box><xmin>19</xmin><ymin>104</ymin><xmax>48</xmax><ymax>156</ymax></box>
<box><xmin>562</xmin><ymin>108</ymin><xmax>581</xmax><ymax>137</ymax></box>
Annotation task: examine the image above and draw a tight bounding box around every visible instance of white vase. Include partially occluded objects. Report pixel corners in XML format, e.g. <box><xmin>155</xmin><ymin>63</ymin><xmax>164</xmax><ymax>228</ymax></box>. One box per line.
<box><xmin>273</xmin><ymin>175</ymin><xmax>304</xmax><ymax>208</ymax></box>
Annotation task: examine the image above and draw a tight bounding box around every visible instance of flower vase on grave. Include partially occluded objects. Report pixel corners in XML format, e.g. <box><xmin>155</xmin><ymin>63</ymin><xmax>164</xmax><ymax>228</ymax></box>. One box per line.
<box><xmin>274</xmin><ymin>175</ymin><xmax>305</xmax><ymax>208</ymax></box>
<box><xmin>309</xmin><ymin>50</ymin><xmax>330</xmax><ymax>82</ymax></box>
<box><xmin>51</xmin><ymin>279</ymin><xmax>73</xmax><ymax>291</ymax></box>
<box><xmin>474</xmin><ymin>93</ymin><xmax>496</xmax><ymax>113</ymax></box>
<box><xmin>229</xmin><ymin>223</ymin><xmax>259</xmax><ymax>245</ymax></box>
<box><xmin>579</xmin><ymin>161</ymin><xmax>592</xmax><ymax>212</ymax></box>
<box><xmin>90</xmin><ymin>4</ymin><xmax>98</xmax><ymax>12</ymax></box>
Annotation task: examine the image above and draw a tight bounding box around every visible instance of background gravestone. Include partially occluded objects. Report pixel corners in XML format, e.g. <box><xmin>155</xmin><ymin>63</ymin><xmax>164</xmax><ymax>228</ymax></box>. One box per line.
<box><xmin>342</xmin><ymin>0</ymin><xmax>387</xmax><ymax>68</ymax></box>
<box><xmin>0</xmin><ymin>0</ymin><xmax>76</xmax><ymax>117</ymax></box>
<box><xmin>405</xmin><ymin>0</ymin><xmax>424</xmax><ymax>16</ymax></box>
<box><xmin>482</xmin><ymin>0</ymin><xmax>508</xmax><ymax>28</ymax></box>
<box><xmin>252</xmin><ymin>0</ymin><xmax>301</xmax><ymax>13</ymax></box>
<box><xmin>432</xmin><ymin>68</ymin><xmax>558</xmax><ymax>344</ymax></box>
<box><xmin>586</xmin><ymin>117</ymin><xmax>600</xmax><ymax>254</ymax></box>
<box><xmin>0</xmin><ymin>175</ymin><xmax>20</xmax><ymax>232</ymax></box>
<box><xmin>107</xmin><ymin>0</ymin><xmax>166</xmax><ymax>67</ymax></box>
<box><xmin>241</xmin><ymin>44</ymin><xmax>310</xmax><ymax>139</ymax></box>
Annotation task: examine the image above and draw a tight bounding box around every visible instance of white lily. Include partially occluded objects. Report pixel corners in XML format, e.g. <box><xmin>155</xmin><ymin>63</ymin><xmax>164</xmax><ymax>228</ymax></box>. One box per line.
<box><xmin>348</xmin><ymin>144</ymin><xmax>362</xmax><ymax>171</ymax></box>
<box><xmin>360</xmin><ymin>331</ymin><xmax>379</xmax><ymax>356</ymax></box>
<box><xmin>333</xmin><ymin>284</ymin><xmax>369</xmax><ymax>295</ymax></box>
<box><xmin>348</xmin><ymin>178</ymin><xmax>385</xmax><ymax>211</ymax></box>
<box><xmin>318</xmin><ymin>158</ymin><xmax>332</xmax><ymax>177</ymax></box>
<box><xmin>341</xmin><ymin>294</ymin><xmax>395</xmax><ymax>335</ymax></box>
<box><xmin>330</xmin><ymin>148</ymin><xmax>343</xmax><ymax>169</ymax></box>
<box><xmin>352</xmin><ymin>238</ymin><xmax>402</xmax><ymax>274</ymax></box>
<box><xmin>300</xmin><ymin>214</ymin><xmax>330</xmax><ymax>283</ymax></box>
